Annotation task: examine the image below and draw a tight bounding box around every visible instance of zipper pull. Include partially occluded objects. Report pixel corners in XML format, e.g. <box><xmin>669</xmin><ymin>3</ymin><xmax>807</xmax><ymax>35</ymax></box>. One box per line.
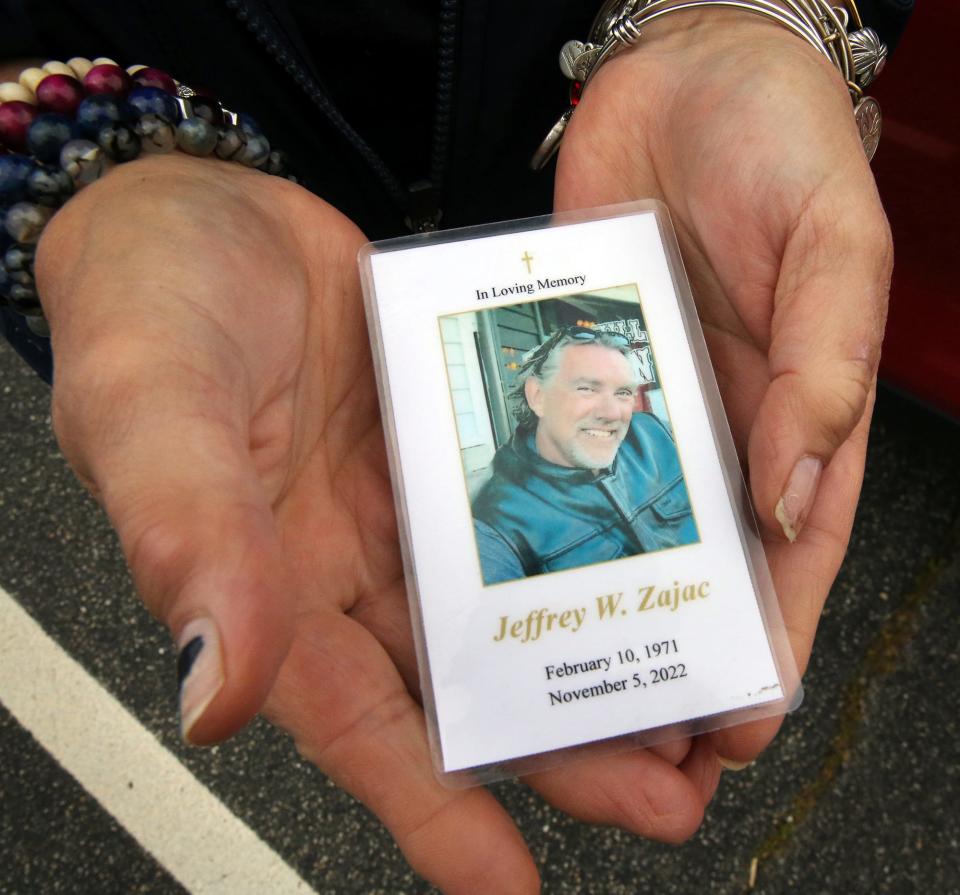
<box><xmin>405</xmin><ymin>179</ymin><xmax>442</xmax><ymax>233</ymax></box>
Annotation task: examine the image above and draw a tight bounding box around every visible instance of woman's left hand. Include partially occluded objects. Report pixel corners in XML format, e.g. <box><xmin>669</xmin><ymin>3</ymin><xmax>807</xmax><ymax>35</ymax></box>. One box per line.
<box><xmin>554</xmin><ymin>9</ymin><xmax>892</xmax><ymax>765</ymax></box>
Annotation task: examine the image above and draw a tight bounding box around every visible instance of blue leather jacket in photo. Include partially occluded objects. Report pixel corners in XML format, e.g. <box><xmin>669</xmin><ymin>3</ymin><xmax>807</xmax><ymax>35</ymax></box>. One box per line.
<box><xmin>472</xmin><ymin>412</ymin><xmax>699</xmax><ymax>585</ymax></box>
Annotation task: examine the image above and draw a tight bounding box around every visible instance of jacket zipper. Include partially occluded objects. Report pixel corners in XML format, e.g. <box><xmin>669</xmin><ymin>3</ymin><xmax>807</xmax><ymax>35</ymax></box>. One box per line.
<box><xmin>225</xmin><ymin>0</ymin><xmax>406</xmax><ymax>211</ymax></box>
<box><xmin>415</xmin><ymin>0</ymin><xmax>460</xmax><ymax>232</ymax></box>
<box><xmin>225</xmin><ymin>0</ymin><xmax>459</xmax><ymax>234</ymax></box>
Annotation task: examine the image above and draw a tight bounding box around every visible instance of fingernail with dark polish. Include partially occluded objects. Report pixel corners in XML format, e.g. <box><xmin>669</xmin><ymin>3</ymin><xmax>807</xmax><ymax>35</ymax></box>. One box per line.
<box><xmin>775</xmin><ymin>455</ymin><xmax>823</xmax><ymax>543</ymax></box>
<box><xmin>176</xmin><ymin>618</ymin><xmax>224</xmax><ymax>743</ymax></box>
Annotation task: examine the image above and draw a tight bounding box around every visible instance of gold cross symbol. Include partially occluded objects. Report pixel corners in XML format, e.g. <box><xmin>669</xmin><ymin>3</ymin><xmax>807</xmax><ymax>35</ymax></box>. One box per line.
<box><xmin>521</xmin><ymin>251</ymin><xmax>534</xmax><ymax>274</ymax></box>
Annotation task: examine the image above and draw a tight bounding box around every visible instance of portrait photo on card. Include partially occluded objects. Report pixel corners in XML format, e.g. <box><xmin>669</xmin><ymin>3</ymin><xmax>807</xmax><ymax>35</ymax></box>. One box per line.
<box><xmin>438</xmin><ymin>284</ymin><xmax>701</xmax><ymax>587</ymax></box>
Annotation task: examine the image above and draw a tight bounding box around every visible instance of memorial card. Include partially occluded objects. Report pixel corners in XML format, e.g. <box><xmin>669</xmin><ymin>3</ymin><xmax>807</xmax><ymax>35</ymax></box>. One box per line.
<box><xmin>359</xmin><ymin>201</ymin><xmax>801</xmax><ymax>784</ymax></box>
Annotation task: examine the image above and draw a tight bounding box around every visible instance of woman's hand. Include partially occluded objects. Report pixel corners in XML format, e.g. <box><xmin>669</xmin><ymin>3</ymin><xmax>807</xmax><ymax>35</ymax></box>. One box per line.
<box><xmin>37</xmin><ymin>152</ymin><xmax>719</xmax><ymax>894</ymax></box>
<box><xmin>555</xmin><ymin>10</ymin><xmax>893</xmax><ymax>763</ymax></box>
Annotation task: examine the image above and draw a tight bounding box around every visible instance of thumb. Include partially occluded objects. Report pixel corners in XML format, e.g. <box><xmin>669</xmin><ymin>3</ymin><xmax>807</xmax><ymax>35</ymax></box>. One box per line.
<box><xmin>748</xmin><ymin>189</ymin><xmax>892</xmax><ymax>542</ymax></box>
<box><xmin>52</xmin><ymin>339</ymin><xmax>295</xmax><ymax>745</ymax></box>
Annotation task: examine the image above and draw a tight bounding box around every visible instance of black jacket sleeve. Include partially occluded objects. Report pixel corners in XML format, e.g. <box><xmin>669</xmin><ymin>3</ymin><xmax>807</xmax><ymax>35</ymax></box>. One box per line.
<box><xmin>858</xmin><ymin>0</ymin><xmax>914</xmax><ymax>51</ymax></box>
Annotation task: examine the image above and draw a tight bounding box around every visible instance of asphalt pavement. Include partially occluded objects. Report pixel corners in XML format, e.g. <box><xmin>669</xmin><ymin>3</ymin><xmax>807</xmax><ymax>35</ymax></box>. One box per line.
<box><xmin>1</xmin><ymin>335</ymin><xmax>958</xmax><ymax>895</ymax></box>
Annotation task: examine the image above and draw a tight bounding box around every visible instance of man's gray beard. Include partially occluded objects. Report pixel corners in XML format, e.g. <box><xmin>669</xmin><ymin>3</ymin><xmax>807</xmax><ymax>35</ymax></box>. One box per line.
<box><xmin>566</xmin><ymin>430</ymin><xmax>625</xmax><ymax>471</ymax></box>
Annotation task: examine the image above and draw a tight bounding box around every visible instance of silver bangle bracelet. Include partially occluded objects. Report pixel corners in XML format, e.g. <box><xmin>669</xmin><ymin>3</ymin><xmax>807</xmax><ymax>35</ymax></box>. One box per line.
<box><xmin>532</xmin><ymin>0</ymin><xmax>887</xmax><ymax>169</ymax></box>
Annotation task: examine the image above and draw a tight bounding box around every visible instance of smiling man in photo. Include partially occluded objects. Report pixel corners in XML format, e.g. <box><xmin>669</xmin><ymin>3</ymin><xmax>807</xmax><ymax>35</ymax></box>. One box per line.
<box><xmin>472</xmin><ymin>325</ymin><xmax>698</xmax><ymax>585</ymax></box>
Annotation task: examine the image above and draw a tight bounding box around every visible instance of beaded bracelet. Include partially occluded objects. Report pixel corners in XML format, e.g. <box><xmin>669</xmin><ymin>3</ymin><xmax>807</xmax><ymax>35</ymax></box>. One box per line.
<box><xmin>0</xmin><ymin>58</ymin><xmax>295</xmax><ymax>337</ymax></box>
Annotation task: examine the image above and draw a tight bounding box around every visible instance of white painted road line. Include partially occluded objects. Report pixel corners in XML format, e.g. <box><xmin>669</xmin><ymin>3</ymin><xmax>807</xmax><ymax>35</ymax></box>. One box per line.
<box><xmin>0</xmin><ymin>586</ymin><xmax>316</xmax><ymax>895</ymax></box>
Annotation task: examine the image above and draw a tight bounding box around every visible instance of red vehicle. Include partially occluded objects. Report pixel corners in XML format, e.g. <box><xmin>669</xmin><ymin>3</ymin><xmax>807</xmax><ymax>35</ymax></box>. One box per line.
<box><xmin>872</xmin><ymin>2</ymin><xmax>959</xmax><ymax>419</ymax></box>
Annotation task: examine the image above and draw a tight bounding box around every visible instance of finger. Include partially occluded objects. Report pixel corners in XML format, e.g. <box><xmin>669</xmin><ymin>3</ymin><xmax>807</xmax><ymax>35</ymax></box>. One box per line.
<box><xmin>348</xmin><ymin>581</ymin><xmax>422</xmax><ymax>698</ymax></box>
<box><xmin>266</xmin><ymin>611</ymin><xmax>539</xmax><ymax>895</ymax></box>
<box><xmin>648</xmin><ymin>736</ymin><xmax>693</xmax><ymax>766</ymax></box>
<box><xmin>711</xmin><ymin>715</ymin><xmax>784</xmax><ymax>768</ymax></box>
<box><xmin>679</xmin><ymin>736</ymin><xmax>722</xmax><ymax>806</ymax></box>
<box><xmin>701</xmin><ymin>323</ymin><xmax>768</xmax><ymax>459</ymax></box>
<box><xmin>526</xmin><ymin>746</ymin><xmax>704</xmax><ymax>845</ymax></box>
<box><xmin>748</xmin><ymin>183</ymin><xmax>891</xmax><ymax>542</ymax></box>
<box><xmin>713</xmin><ymin>396</ymin><xmax>873</xmax><ymax>764</ymax></box>
<box><xmin>51</xmin><ymin>332</ymin><xmax>295</xmax><ymax>745</ymax></box>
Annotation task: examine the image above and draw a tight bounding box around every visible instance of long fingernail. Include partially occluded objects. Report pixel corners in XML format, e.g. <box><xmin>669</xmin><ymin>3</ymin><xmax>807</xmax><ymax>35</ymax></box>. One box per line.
<box><xmin>176</xmin><ymin>618</ymin><xmax>224</xmax><ymax>743</ymax></box>
<box><xmin>774</xmin><ymin>456</ymin><xmax>823</xmax><ymax>542</ymax></box>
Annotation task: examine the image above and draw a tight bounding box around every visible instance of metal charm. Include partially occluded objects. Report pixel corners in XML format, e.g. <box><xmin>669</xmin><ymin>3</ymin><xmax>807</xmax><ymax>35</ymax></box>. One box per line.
<box><xmin>531</xmin><ymin>108</ymin><xmax>573</xmax><ymax>171</ymax></box>
<box><xmin>574</xmin><ymin>46</ymin><xmax>603</xmax><ymax>81</ymax></box>
<box><xmin>854</xmin><ymin>96</ymin><xmax>882</xmax><ymax>161</ymax></box>
<box><xmin>610</xmin><ymin>15</ymin><xmax>643</xmax><ymax>47</ymax></box>
<box><xmin>560</xmin><ymin>41</ymin><xmax>603</xmax><ymax>81</ymax></box>
<box><xmin>588</xmin><ymin>0</ymin><xmax>646</xmax><ymax>44</ymax></box>
<box><xmin>175</xmin><ymin>84</ymin><xmax>196</xmax><ymax>119</ymax></box>
<box><xmin>849</xmin><ymin>27</ymin><xmax>887</xmax><ymax>88</ymax></box>
<box><xmin>560</xmin><ymin>40</ymin><xmax>587</xmax><ymax>79</ymax></box>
